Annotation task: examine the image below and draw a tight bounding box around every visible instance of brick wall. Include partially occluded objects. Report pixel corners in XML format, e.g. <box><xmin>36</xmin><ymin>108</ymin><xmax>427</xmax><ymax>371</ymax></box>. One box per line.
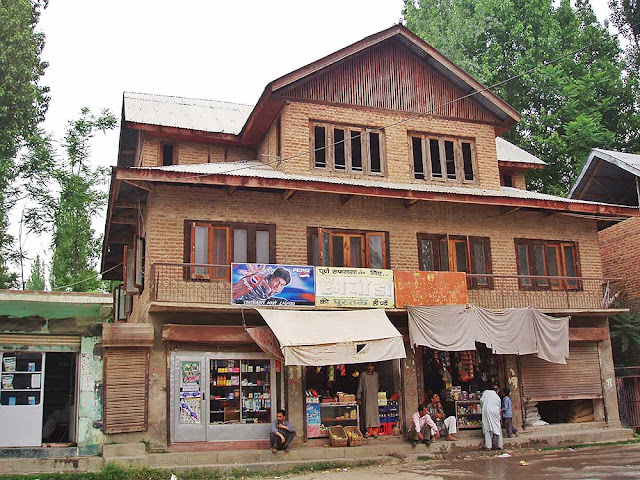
<box><xmin>134</xmin><ymin>185</ymin><xmax>602</xmax><ymax>306</ymax></box>
<box><xmin>139</xmin><ymin>139</ymin><xmax>256</xmax><ymax>167</ymax></box>
<box><xmin>599</xmin><ymin>216</ymin><xmax>640</xmax><ymax>311</ymax></box>
<box><xmin>279</xmin><ymin>101</ymin><xmax>502</xmax><ymax>189</ymax></box>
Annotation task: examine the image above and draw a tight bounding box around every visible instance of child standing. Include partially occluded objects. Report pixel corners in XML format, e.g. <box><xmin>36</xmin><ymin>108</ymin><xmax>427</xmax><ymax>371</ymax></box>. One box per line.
<box><xmin>501</xmin><ymin>387</ymin><xmax>518</xmax><ymax>438</ymax></box>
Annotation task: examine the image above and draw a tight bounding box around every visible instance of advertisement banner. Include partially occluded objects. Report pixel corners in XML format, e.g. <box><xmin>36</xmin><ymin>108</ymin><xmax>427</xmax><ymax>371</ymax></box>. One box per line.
<box><xmin>231</xmin><ymin>264</ymin><xmax>315</xmax><ymax>306</ymax></box>
<box><xmin>315</xmin><ymin>267</ymin><xmax>395</xmax><ymax>308</ymax></box>
<box><xmin>394</xmin><ymin>271</ymin><xmax>468</xmax><ymax>307</ymax></box>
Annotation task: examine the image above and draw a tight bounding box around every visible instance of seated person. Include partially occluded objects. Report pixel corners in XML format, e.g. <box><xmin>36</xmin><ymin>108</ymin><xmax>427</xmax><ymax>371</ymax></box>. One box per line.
<box><xmin>408</xmin><ymin>403</ymin><xmax>439</xmax><ymax>447</ymax></box>
<box><xmin>270</xmin><ymin>409</ymin><xmax>296</xmax><ymax>453</ymax></box>
<box><xmin>427</xmin><ymin>393</ymin><xmax>459</xmax><ymax>441</ymax></box>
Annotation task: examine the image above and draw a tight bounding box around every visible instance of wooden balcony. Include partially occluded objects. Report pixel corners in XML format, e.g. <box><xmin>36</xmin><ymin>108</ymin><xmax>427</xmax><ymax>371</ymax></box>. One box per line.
<box><xmin>149</xmin><ymin>263</ymin><xmax>622</xmax><ymax>312</ymax></box>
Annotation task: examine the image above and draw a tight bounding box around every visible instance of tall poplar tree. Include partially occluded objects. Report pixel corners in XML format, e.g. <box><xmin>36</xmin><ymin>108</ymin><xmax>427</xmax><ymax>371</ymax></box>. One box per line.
<box><xmin>403</xmin><ymin>0</ymin><xmax>640</xmax><ymax>195</ymax></box>
<box><xmin>25</xmin><ymin>108</ymin><xmax>116</xmax><ymax>292</ymax></box>
<box><xmin>0</xmin><ymin>0</ymin><xmax>49</xmax><ymax>287</ymax></box>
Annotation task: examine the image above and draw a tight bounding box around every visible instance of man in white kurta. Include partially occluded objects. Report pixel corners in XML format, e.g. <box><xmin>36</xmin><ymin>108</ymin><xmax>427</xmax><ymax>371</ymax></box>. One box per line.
<box><xmin>480</xmin><ymin>384</ymin><xmax>503</xmax><ymax>450</ymax></box>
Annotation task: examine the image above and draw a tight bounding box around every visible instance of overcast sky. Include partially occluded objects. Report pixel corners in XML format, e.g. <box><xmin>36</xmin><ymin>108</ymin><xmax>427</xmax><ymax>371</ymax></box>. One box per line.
<box><xmin>12</xmin><ymin>0</ymin><xmax>614</xmax><ymax>286</ymax></box>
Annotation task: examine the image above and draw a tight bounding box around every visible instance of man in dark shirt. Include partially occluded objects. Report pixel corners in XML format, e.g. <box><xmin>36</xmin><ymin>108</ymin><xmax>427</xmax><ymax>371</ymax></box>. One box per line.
<box><xmin>271</xmin><ymin>409</ymin><xmax>296</xmax><ymax>453</ymax></box>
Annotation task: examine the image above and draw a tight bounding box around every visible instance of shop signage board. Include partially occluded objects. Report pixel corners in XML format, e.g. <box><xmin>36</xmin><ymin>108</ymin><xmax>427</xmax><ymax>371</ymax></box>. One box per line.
<box><xmin>394</xmin><ymin>271</ymin><xmax>468</xmax><ymax>307</ymax></box>
<box><xmin>315</xmin><ymin>267</ymin><xmax>395</xmax><ymax>308</ymax></box>
<box><xmin>231</xmin><ymin>263</ymin><xmax>315</xmax><ymax>306</ymax></box>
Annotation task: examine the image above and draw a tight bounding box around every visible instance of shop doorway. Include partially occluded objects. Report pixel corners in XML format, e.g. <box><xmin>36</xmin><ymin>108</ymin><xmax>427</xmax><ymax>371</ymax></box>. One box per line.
<box><xmin>419</xmin><ymin>344</ymin><xmax>501</xmax><ymax>430</ymax></box>
<box><xmin>42</xmin><ymin>352</ymin><xmax>77</xmax><ymax>444</ymax></box>
<box><xmin>303</xmin><ymin>360</ymin><xmax>401</xmax><ymax>439</ymax></box>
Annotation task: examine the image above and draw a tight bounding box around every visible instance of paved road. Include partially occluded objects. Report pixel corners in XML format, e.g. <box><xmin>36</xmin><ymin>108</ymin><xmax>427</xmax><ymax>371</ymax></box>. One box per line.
<box><xmin>287</xmin><ymin>444</ymin><xmax>640</xmax><ymax>479</ymax></box>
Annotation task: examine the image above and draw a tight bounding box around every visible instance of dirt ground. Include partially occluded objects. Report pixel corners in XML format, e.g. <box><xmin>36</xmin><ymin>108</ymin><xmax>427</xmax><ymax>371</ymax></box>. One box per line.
<box><xmin>286</xmin><ymin>443</ymin><xmax>640</xmax><ymax>479</ymax></box>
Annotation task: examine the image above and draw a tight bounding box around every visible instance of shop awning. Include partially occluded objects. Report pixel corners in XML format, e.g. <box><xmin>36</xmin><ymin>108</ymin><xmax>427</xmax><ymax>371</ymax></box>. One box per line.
<box><xmin>255</xmin><ymin>309</ymin><xmax>406</xmax><ymax>366</ymax></box>
<box><xmin>407</xmin><ymin>305</ymin><xmax>569</xmax><ymax>364</ymax></box>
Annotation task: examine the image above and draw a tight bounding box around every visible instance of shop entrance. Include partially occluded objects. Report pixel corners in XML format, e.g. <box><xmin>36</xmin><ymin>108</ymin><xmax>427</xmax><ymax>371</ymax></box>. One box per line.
<box><xmin>42</xmin><ymin>352</ymin><xmax>76</xmax><ymax>443</ymax></box>
<box><xmin>419</xmin><ymin>344</ymin><xmax>501</xmax><ymax>430</ymax></box>
<box><xmin>304</xmin><ymin>360</ymin><xmax>401</xmax><ymax>439</ymax></box>
<box><xmin>171</xmin><ymin>352</ymin><xmax>278</xmax><ymax>443</ymax></box>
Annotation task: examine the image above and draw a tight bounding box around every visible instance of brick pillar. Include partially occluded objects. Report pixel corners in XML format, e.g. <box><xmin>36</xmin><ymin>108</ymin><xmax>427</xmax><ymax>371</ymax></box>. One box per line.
<box><xmin>504</xmin><ymin>355</ymin><xmax>523</xmax><ymax>428</ymax></box>
<box><xmin>598</xmin><ymin>318</ymin><xmax>621</xmax><ymax>427</ymax></box>
<box><xmin>286</xmin><ymin>365</ymin><xmax>305</xmax><ymax>442</ymax></box>
<box><xmin>401</xmin><ymin>343</ymin><xmax>420</xmax><ymax>435</ymax></box>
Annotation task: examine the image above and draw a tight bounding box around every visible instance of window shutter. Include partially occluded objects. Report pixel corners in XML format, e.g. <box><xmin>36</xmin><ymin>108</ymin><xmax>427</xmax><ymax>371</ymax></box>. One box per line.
<box><xmin>103</xmin><ymin>347</ymin><xmax>149</xmax><ymax>433</ymax></box>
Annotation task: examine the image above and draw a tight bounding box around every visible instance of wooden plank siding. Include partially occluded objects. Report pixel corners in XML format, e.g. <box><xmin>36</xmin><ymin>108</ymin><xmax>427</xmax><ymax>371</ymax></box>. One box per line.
<box><xmin>276</xmin><ymin>39</ymin><xmax>500</xmax><ymax>125</ymax></box>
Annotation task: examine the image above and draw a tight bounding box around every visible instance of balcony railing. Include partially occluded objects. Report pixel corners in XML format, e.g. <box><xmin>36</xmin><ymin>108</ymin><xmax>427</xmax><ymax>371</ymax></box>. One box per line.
<box><xmin>466</xmin><ymin>274</ymin><xmax>622</xmax><ymax>311</ymax></box>
<box><xmin>149</xmin><ymin>263</ymin><xmax>622</xmax><ymax>311</ymax></box>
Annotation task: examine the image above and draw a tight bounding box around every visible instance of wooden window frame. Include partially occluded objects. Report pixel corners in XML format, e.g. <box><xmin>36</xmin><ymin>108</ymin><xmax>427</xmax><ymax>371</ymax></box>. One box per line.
<box><xmin>416</xmin><ymin>233</ymin><xmax>493</xmax><ymax>289</ymax></box>
<box><xmin>310</xmin><ymin>121</ymin><xmax>386</xmax><ymax>177</ymax></box>
<box><xmin>159</xmin><ymin>142</ymin><xmax>177</xmax><ymax>167</ymax></box>
<box><xmin>306</xmin><ymin>227</ymin><xmax>390</xmax><ymax>269</ymax></box>
<box><xmin>514</xmin><ymin>239</ymin><xmax>582</xmax><ymax>291</ymax></box>
<box><xmin>184</xmin><ymin>221</ymin><xmax>276</xmax><ymax>281</ymax></box>
<box><xmin>134</xmin><ymin>236</ymin><xmax>145</xmax><ymax>291</ymax></box>
<box><xmin>409</xmin><ymin>133</ymin><xmax>478</xmax><ymax>184</ymax></box>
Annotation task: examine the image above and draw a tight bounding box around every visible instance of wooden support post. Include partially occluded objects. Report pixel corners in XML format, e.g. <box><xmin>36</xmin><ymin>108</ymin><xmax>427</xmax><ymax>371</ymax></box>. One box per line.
<box><xmin>404</xmin><ymin>199</ymin><xmax>419</xmax><ymax>208</ymax></box>
<box><xmin>339</xmin><ymin>194</ymin><xmax>354</xmax><ymax>204</ymax></box>
<box><xmin>283</xmin><ymin>189</ymin><xmax>296</xmax><ymax>201</ymax></box>
<box><xmin>500</xmin><ymin>206</ymin><xmax>522</xmax><ymax>216</ymax></box>
<box><xmin>228</xmin><ymin>186</ymin><xmax>238</xmax><ymax>196</ymax></box>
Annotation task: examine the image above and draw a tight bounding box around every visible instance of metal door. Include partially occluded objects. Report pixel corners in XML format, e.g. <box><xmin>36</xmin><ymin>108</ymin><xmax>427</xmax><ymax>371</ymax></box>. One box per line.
<box><xmin>0</xmin><ymin>351</ymin><xmax>46</xmax><ymax>447</ymax></box>
<box><xmin>171</xmin><ymin>353</ymin><xmax>206</xmax><ymax>442</ymax></box>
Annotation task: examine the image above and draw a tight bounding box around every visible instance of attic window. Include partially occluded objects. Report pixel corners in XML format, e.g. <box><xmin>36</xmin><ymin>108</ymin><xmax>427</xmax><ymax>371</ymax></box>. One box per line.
<box><xmin>410</xmin><ymin>134</ymin><xmax>476</xmax><ymax>184</ymax></box>
<box><xmin>502</xmin><ymin>174</ymin><xmax>513</xmax><ymax>187</ymax></box>
<box><xmin>162</xmin><ymin>144</ymin><xmax>175</xmax><ymax>166</ymax></box>
<box><xmin>311</xmin><ymin>122</ymin><xmax>385</xmax><ymax>176</ymax></box>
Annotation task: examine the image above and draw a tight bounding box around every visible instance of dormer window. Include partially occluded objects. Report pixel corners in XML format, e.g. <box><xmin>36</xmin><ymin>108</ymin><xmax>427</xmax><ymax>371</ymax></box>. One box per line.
<box><xmin>311</xmin><ymin>122</ymin><xmax>385</xmax><ymax>176</ymax></box>
<box><xmin>410</xmin><ymin>134</ymin><xmax>476</xmax><ymax>183</ymax></box>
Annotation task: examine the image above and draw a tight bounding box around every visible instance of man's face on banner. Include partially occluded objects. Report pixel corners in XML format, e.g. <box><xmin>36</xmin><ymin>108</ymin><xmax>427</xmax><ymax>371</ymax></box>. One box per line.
<box><xmin>268</xmin><ymin>276</ymin><xmax>288</xmax><ymax>294</ymax></box>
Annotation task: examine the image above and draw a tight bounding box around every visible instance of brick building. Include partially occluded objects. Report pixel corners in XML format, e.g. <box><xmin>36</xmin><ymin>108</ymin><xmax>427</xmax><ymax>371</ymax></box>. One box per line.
<box><xmin>101</xmin><ymin>26</ymin><xmax>636</xmax><ymax>451</ymax></box>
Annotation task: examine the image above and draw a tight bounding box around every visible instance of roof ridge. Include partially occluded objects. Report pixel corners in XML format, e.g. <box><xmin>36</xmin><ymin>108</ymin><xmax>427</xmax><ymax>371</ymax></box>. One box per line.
<box><xmin>124</xmin><ymin>91</ymin><xmax>254</xmax><ymax>108</ymax></box>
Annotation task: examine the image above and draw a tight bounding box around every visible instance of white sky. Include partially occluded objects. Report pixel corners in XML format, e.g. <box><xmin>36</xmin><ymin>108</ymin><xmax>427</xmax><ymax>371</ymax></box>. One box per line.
<box><xmin>11</xmin><ymin>0</ymin><xmax>614</xmax><ymax>286</ymax></box>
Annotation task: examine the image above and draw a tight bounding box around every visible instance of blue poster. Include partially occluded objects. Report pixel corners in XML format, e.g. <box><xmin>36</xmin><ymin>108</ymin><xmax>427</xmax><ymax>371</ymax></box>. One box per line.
<box><xmin>231</xmin><ymin>264</ymin><xmax>315</xmax><ymax>306</ymax></box>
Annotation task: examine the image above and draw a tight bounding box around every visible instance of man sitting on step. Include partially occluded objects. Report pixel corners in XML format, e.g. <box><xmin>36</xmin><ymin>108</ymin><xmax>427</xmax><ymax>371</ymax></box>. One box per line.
<box><xmin>408</xmin><ymin>403</ymin><xmax>439</xmax><ymax>447</ymax></box>
<box><xmin>271</xmin><ymin>409</ymin><xmax>296</xmax><ymax>453</ymax></box>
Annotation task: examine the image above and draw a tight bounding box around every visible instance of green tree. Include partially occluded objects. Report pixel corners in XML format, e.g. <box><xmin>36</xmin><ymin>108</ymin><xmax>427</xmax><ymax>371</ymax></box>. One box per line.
<box><xmin>25</xmin><ymin>108</ymin><xmax>117</xmax><ymax>292</ymax></box>
<box><xmin>403</xmin><ymin>0</ymin><xmax>639</xmax><ymax>195</ymax></box>
<box><xmin>609</xmin><ymin>0</ymin><xmax>640</xmax><ymax>72</ymax></box>
<box><xmin>25</xmin><ymin>254</ymin><xmax>46</xmax><ymax>290</ymax></box>
<box><xmin>0</xmin><ymin>0</ymin><xmax>49</xmax><ymax>288</ymax></box>
<box><xmin>609</xmin><ymin>313</ymin><xmax>640</xmax><ymax>366</ymax></box>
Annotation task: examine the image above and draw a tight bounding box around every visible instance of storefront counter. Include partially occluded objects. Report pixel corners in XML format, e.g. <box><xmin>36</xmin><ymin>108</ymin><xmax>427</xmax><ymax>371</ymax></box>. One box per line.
<box><xmin>455</xmin><ymin>400</ymin><xmax>482</xmax><ymax>429</ymax></box>
<box><xmin>306</xmin><ymin>401</ymin><xmax>359</xmax><ymax>438</ymax></box>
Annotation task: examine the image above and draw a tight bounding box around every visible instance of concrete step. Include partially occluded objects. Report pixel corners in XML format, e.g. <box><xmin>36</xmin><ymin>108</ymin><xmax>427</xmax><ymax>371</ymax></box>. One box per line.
<box><xmin>0</xmin><ymin>456</ymin><xmax>104</xmax><ymax>475</ymax></box>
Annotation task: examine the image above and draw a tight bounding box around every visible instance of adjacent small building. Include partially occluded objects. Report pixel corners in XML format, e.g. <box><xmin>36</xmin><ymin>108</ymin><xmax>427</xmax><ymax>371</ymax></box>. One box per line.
<box><xmin>0</xmin><ymin>290</ymin><xmax>111</xmax><ymax>454</ymax></box>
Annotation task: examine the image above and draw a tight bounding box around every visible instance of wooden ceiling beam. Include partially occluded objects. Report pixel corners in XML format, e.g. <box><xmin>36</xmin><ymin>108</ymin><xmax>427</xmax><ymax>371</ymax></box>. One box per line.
<box><xmin>122</xmin><ymin>180</ymin><xmax>153</xmax><ymax>192</ymax></box>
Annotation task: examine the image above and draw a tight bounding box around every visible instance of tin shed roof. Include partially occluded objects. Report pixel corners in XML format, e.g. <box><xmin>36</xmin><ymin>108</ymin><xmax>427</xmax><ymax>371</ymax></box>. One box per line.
<box><xmin>496</xmin><ymin>137</ymin><xmax>546</xmax><ymax>166</ymax></box>
<box><xmin>123</xmin><ymin>92</ymin><xmax>253</xmax><ymax>135</ymax></box>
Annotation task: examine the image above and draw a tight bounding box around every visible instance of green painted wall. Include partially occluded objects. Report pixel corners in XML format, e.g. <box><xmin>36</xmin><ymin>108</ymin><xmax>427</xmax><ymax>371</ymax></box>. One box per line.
<box><xmin>77</xmin><ymin>336</ymin><xmax>104</xmax><ymax>448</ymax></box>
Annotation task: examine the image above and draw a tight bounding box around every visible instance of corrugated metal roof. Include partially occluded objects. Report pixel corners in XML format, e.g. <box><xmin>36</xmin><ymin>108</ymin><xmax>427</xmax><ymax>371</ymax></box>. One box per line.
<box><xmin>123</xmin><ymin>92</ymin><xmax>253</xmax><ymax>135</ymax></box>
<box><xmin>496</xmin><ymin>137</ymin><xmax>546</xmax><ymax>165</ymax></box>
<box><xmin>570</xmin><ymin>148</ymin><xmax>640</xmax><ymax>199</ymax></box>
<box><xmin>139</xmin><ymin>161</ymin><xmax>622</xmax><ymax>208</ymax></box>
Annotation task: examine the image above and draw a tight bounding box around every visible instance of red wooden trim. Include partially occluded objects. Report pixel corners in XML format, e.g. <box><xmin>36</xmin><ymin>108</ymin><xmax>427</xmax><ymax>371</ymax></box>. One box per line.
<box><xmin>162</xmin><ymin>325</ymin><xmax>253</xmax><ymax>344</ymax></box>
<box><xmin>569</xmin><ymin>327</ymin><xmax>609</xmax><ymax>342</ymax></box>
<box><xmin>498</xmin><ymin>160</ymin><xmax>545</xmax><ymax>170</ymax></box>
<box><xmin>114</xmin><ymin>168</ymin><xmax>640</xmax><ymax>216</ymax></box>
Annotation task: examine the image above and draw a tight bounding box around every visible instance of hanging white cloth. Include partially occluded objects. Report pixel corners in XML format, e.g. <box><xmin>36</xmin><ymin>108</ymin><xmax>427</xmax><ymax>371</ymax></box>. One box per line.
<box><xmin>407</xmin><ymin>304</ymin><xmax>569</xmax><ymax>364</ymax></box>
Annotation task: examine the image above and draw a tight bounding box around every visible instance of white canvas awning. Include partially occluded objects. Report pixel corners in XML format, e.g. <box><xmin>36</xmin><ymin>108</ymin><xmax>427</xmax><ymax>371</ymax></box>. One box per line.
<box><xmin>255</xmin><ymin>309</ymin><xmax>406</xmax><ymax>366</ymax></box>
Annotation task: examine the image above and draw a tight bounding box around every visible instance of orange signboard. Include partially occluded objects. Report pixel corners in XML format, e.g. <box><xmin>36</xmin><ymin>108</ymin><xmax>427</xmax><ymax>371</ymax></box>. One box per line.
<box><xmin>394</xmin><ymin>271</ymin><xmax>468</xmax><ymax>307</ymax></box>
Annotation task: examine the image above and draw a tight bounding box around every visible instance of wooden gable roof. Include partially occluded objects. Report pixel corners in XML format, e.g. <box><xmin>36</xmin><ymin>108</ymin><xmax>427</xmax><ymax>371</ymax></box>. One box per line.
<box><xmin>240</xmin><ymin>25</ymin><xmax>520</xmax><ymax>142</ymax></box>
<box><xmin>275</xmin><ymin>37</ymin><xmax>500</xmax><ymax>125</ymax></box>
